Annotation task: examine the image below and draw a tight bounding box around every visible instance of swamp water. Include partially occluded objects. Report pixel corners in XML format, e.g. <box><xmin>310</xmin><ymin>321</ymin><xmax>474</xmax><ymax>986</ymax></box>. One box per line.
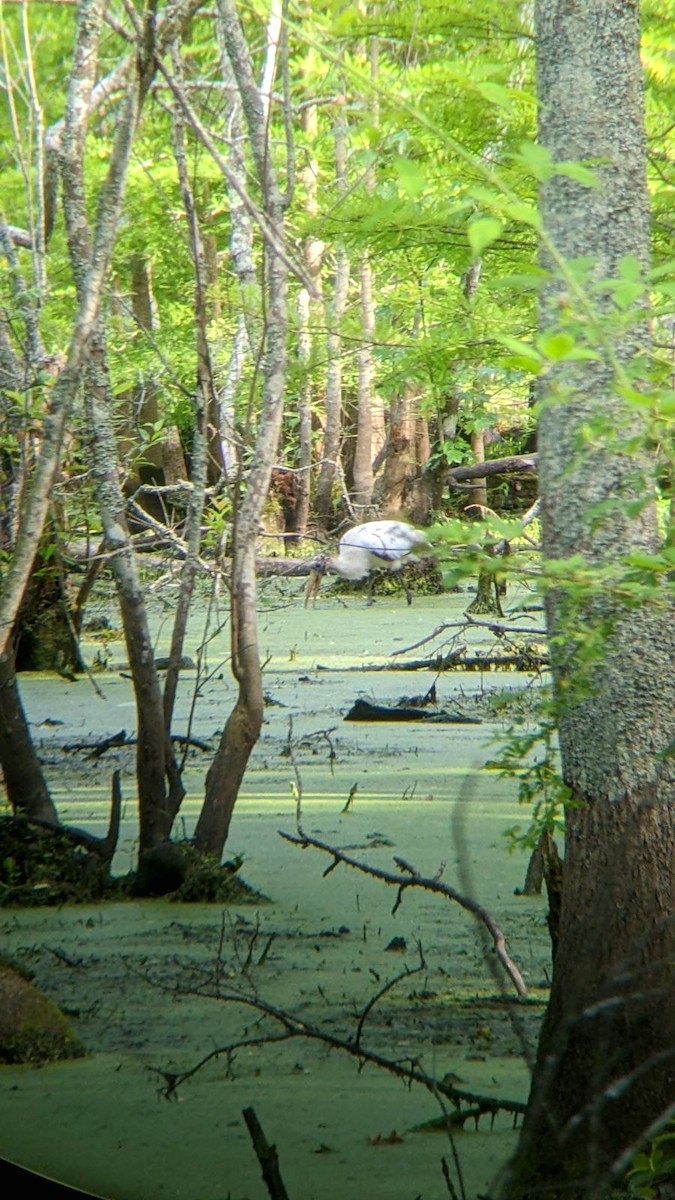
<box><xmin>0</xmin><ymin>581</ymin><xmax>552</xmax><ymax>1200</ymax></box>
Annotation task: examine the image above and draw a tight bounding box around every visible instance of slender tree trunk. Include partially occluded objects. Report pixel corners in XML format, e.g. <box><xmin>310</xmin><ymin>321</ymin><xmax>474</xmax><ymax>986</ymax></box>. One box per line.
<box><xmin>351</xmin><ymin>37</ymin><xmax>383</xmax><ymax>518</ymax></box>
<box><xmin>194</xmin><ymin>0</ymin><xmax>289</xmax><ymax>860</ymax></box>
<box><xmin>84</xmin><ymin>336</ymin><xmax>172</xmax><ymax>851</ymax></box>
<box><xmin>213</xmin><ymin>13</ymin><xmax>263</xmax><ymax>482</ymax></box>
<box><xmin>287</xmin><ymin>94</ymin><xmax>323</xmax><ymax>545</ymax></box>
<box><xmin>54</xmin><ymin>6</ymin><xmax>173</xmax><ymax>855</ymax></box>
<box><xmin>125</xmin><ymin>254</ymin><xmax>186</xmax><ymax>506</ymax></box>
<box><xmin>499</xmin><ymin>3</ymin><xmax>675</xmax><ymax>1196</ymax></box>
<box><xmin>315</xmin><ymin>105</ymin><xmax>349</xmax><ymax>528</ymax></box>
<box><xmin>165</xmin><ymin>59</ymin><xmax>211</xmax><ymax>741</ymax></box>
<box><xmin>352</xmin><ymin>253</ymin><xmax>377</xmax><ymax>514</ymax></box>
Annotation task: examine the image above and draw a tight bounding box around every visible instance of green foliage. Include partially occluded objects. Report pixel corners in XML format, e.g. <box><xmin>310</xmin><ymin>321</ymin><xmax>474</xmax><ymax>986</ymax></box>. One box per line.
<box><xmin>485</xmin><ymin>696</ymin><xmax>572</xmax><ymax>851</ymax></box>
<box><xmin>627</xmin><ymin>1121</ymin><xmax>675</xmax><ymax>1199</ymax></box>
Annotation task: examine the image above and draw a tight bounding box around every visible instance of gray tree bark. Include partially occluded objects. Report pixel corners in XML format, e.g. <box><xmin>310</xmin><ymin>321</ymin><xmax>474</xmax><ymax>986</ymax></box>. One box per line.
<box><xmin>315</xmin><ymin>104</ymin><xmax>349</xmax><ymax>527</ymax></box>
<box><xmin>498</xmin><ymin>3</ymin><xmax>675</xmax><ymax>1197</ymax></box>
<box><xmin>194</xmin><ymin>0</ymin><xmax>289</xmax><ymax>859</ymax></box>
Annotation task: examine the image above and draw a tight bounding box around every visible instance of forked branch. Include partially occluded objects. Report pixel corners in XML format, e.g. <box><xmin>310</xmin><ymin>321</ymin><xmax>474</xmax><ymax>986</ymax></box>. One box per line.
<box><xmin>279</xmin><ymin>827</ymin><xmax>527</xmax><ymax>998</ymax></box>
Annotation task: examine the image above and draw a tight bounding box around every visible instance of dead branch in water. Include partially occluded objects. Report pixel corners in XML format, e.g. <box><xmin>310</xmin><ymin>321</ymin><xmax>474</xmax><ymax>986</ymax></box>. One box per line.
<box><xmin>279</xmin><ymin>828</ymin><xmax>527</xmax><ymax>998</ymax></box>
<box><xmin>147</xmin><ymin>972</ymin><xmax>528</xmax><ymax>1123</ymax></box>
<box><xmin>242</xmin><ymin>1106</ymin><xmax>292</xmax><ymax>1200</ymax></box>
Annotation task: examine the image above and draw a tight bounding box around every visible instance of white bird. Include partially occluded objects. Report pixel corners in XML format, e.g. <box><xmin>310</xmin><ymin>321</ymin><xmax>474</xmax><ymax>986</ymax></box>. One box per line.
<box><xmin>304</xmin><ymin>519</ymin><xmax>433</xmax><ymax>607</ymax></box>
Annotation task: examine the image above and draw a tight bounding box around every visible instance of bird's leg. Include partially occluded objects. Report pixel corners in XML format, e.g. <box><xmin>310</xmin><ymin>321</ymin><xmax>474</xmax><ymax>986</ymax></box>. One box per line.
<box><xmin>396</xmin><ymin>571</ymin><xmax>413</xmax><ymax>609</ymax></box>
<box><xmin>304</xmin><ymin>566</ymin><xmax>325</xmax><ymax>608</ymax></box>
<box><xmin>366</xmin><ymin>574</ymin><xmax>376</xmax><ymax>605</ymax></box>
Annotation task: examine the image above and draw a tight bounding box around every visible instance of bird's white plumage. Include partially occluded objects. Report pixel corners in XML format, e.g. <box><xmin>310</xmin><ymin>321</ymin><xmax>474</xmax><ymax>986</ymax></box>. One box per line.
<box><xmin>332</xmin><ymin>520</ymin><xmax>430</xmax><ymax>578</ymax></box>
<box><xmin>304</xmin><ymin>519</ymin><xmax>432</xmax><ymax>605</ymax></box>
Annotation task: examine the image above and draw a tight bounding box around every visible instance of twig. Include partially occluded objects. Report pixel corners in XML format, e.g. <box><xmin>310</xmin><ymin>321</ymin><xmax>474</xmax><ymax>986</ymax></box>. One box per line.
<box><xmin>391</xmin><ymin>617</ymin><xmax>546</xmax><ymax>658</ymax></box>
<box><xmin>279</xmin><ymin>829</ymin><xmax>527</xmax><ymax>998</ymax></box>
<box><xmin>354</xmin><ymin>944</ymin><xmax>426</xmax><ymax>1050</ymax></box>
<box><xmin>242</xmin><ymin>1107</ymin><xmax>292</xmax><ymax>1200</ymax></box>
<box><xmin>147</xmin><ymin>981</ymin><xmax>526</xmax><ymax>1120</ymax></box>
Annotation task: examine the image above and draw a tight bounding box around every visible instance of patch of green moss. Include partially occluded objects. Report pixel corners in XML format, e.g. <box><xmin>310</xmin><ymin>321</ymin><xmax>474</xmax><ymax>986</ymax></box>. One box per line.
<box><xmin>125</xmin><ymin>840</ymin><xmax>270</xmax><ymax>903</ymax></box>
<box><xmin>0</xmin><ymin>816</ymin><xmax>123</xmax><ymax>907</ymax></box>
<box><xmin>0</xmin><ymin>966</ymin><xmax>83</xmax><ymax>1065</ymax></box>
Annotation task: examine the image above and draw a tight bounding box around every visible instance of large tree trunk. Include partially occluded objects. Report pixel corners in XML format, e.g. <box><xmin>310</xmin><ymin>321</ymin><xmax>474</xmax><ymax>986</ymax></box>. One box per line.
<box><xmin>499</xmin><ymin>3</ymin><xmax>675</xmax><ymax>1198</ymax></box>
<box><xmin>0</xmin><ymin>650</ymin><xmax>57</xmax><ymax>824</ymax></box>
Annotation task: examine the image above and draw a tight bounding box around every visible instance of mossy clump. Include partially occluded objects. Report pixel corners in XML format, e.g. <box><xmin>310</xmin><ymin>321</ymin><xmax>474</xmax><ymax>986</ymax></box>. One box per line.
<box><xmin>127</xmin><ymin>840</ymin><xmax>270</xmax><ymax>904</ymax></box>
<box><xmin>332</xmin><ymin>561</ymin><xmax>445</xmax><ymax>601</ymax></box>
<box><xmin>0</xmin><ymin>965</ymin><xmax>83</xmax><ymax>1065</ymax></box>
<box><xmin>0</xmin><ymin>816</ymin><xmax>122</xmax><ymax>907</ymax></box>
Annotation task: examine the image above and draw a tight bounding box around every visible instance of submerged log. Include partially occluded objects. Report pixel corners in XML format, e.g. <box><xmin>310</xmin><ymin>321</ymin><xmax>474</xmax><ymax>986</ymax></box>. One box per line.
<box><xmin>344</xmin><ymin>698</ymin><xmax>482</xmax><ymax>723</ymax></box>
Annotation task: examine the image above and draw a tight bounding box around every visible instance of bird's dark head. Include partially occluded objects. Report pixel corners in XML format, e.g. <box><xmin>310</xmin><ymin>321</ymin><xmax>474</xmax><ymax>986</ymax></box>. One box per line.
<box><xmin>307</xmin><ymin>551</ymin><xmax>330</xmax><ymax>573</ymax></box>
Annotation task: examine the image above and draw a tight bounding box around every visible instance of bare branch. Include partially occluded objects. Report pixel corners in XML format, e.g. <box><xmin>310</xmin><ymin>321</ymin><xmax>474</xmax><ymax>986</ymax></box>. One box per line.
<box><xmin>148</xmin><ymin>979</ymin><xmax>527</xmax><ymax>1122</ymax></box>
<box><xmin>279</xmin><ymin>828</ymin><xmax>528</xmax><ymax>997</ymax></box>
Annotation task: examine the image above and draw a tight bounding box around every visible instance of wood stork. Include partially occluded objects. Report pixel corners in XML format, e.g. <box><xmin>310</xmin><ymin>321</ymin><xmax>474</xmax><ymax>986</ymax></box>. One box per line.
<box><xmin>304</xmin><ymin>519</ymin><xmax>432</xmax><ymax>607</ymax></box>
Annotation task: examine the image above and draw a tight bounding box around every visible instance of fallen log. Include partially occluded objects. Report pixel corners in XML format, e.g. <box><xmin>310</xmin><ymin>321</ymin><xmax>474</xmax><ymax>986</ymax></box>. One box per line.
<box><xmin>446</xmin><ymin>453</ymin><xmax>538</xmax><ymax>485</ymax></box>
<box><xmin>344</xmin><ymin>698</ymin><xmax>482</xmax><ymax>723</ymax></box>
<box><xmin>316</xmin><ymin>650</ymin><xmax>548</xmax><ymax>672</ymax></box>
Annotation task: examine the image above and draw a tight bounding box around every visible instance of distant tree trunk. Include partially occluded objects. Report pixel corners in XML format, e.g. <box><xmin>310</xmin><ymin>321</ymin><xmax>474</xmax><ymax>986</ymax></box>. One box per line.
<box><xmin>375</xmin><ymin>386</ymin><xmax>423</xmax><ymax>516</ymax></box>
<box><xmin>287</xmin><ymin>95</ymin><xmax>323</xmax><ymax>545</ymax></box>
<box><xmin>162</xmin><ymin>51</ymin><xmax>211</xmax><ymax>795</ymax></box>
<box><xmin>315</xmin><ymin>103</ymin><xmax>349</xmax><ymax>528</ymax></box>
<box><xmin>121</xmin><ymin>254</ymin><xmax>186</xmax><ymax>515</ymax></box>
<box><xmin>351</xmin><ymin>254</ymin><xmax>377</xmax><ymax>515</ymax></box>
<box><xmin>498</xmin><ymin>3</ymin><xmax>675</xmax><ymax>1197</ymax></box>
<box><xmin>469</xmin><ymin>429</ymin><xmax>488</xmax><ymax>511</ymax></box>
<box><xmin>351</xmin><ymin>40</ymin><xmax>383</xmax><ymax>519</ymax></box>
<box><xmin>374</xmin><ymin>305</ymin><xmax>432</xmax><ymax>520</ymax></box>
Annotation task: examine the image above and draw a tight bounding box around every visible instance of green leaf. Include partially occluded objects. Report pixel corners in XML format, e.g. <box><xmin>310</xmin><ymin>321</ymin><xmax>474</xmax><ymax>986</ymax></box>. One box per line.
<box><xmin>649</xmin><ymin>259</ymin><xmax>675</xmax><ymax>281</ymax></box>
<box><xmin>555</xmin><ymin>161</ymin><xmax>600</xmax><ymax>188</ymax></box>
<box><xmin>468</xmin><ymin>185</ymin><xmax>503</xmax><ymax>208</ymax></box>
<box><xmin>625</xmin><ymin>551</ymin><xmax>670</xmax><ymax>571</ymax></box>
<box><xmin>503</xmin><ymin>201</ymin><xmax>541</xmax><ymax>229</ymax></box>
<box><xmin>515</xmin><ymin>141</ymin><xmax>554</xmax><ymax>181</ymax></box>
<box><xmin>537</xmin><ymin>332</ymin><xmax>576</xmax><ymax>360</ymax></box>
<box><xmin>618</xmin><ymin>255</ymin><xmax>643</xmax><ymax>281</ymax></box>
<box><xmin>476</xmin><ymin>81</ymin><xmax>512</xmax><ymax>107</ymax></box>
<box><xmin>657</xmin><ymin>392</ymin><xmax>675</xmax><ymax>415</ymax></box>
<box><xmin>497</xmin><ymin>335</ymin><xmax>543</xmax><ymax>362</ymax></box>
<box><xmin>613</xmin><ymin>282</ymin><xmax>645</xmax><ymax>309</ymax></box>
<box><xmin>467</xmin><ymin>217</ymin><xmax>503</xmax><ymax>256</ymax></box>
<box><xmin>500</xmin><ymin>356</ymin><xmax>543</xmax><ymax>373</ymax></box>
<box><xmin>496</xmin><ymin>335</ymin><xmax>543</xmax><ymax>373</ymax></box>
<box><xmin>393</xmin><ymin>156</ymin><xmax>427</xmax><ymax>197</ymax></box>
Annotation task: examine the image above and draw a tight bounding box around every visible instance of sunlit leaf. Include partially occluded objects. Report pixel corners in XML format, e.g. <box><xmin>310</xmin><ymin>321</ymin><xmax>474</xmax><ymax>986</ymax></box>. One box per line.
<box><xmin>537</xmin><ymin>332</ymin><xmax>576</xmax><ymax>360</ymax></box>
<box><xmin>476</xmin><ymin>81</ymin><xmax>512</xmax><ymax>107</ymax></box>
<box><xmin>504</xmin><ymin>201</ymin><xmax>541</xmax><ymax>229</ymax></box>
<box><xmin>555</xmin><ymin>161</ymin><xmax>600</xmax><ymax>188</ymax></box>
<box><xmin>467</xmin><ymin>217</ymin><xmax>503</xmax><ymax>256</ymax></box>
<box><xmin>514</xmin><ymin>140</ymin><xmax>554</xmax><ymax>181</ymax></box>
